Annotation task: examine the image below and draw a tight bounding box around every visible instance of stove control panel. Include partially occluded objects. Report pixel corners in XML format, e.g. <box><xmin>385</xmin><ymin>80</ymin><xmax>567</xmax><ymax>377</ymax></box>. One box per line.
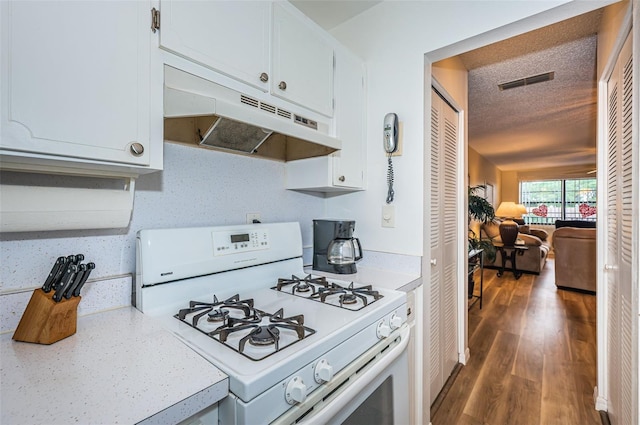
<box><xmin>212</xmin><ymin>229</ymin><xmax>270</xmax><ymax>256</ymax></box>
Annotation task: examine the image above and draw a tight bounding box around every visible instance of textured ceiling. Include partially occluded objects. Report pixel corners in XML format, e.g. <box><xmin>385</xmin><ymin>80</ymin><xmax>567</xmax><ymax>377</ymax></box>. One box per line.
<box><xmin>460</xmin><ymin>9</ymin><xmax>603</xmax><ymax>172</ymax></box>
<box><xmin>294</xmin><ymin>3</ymin><xmax>603</xmax><ymax>172</ymax></box>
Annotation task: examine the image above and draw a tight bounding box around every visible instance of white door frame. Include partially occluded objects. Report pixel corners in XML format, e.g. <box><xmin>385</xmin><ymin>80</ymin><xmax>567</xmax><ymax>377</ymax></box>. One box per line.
<box><xmin>423</xmin><ymin>1</ymin><xmax>632</xmax><ymax>406</ymax></box>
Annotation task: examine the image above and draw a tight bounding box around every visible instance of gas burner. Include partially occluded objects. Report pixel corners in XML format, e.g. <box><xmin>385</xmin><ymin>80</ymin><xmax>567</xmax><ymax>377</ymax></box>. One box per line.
<box><xmin>275</xmin><ymin>274</ymin><xmax>328</xmax><ymax>295</ymax></box>
<box><xmin>175</xmin><ymin>294</ymin><xmax>254</xmax><ymax>327</ymax></box>
<box><xmin>247</xmin><ymin>326</ymin><xmax>280</xmax><ymax>346</ymax></box>
<box><xmin>207</xmin><ymin>309</ymin><xmax>229</xmax><ymax>322</ymax></box>
<box><xmin>295</xmin><ymin>282</ymin><xmax>312</xmax><ymax>293</ymax></box>
<box><xmin>340</xmin><ymin>293</ymin><xmax>358</xmax><ymax>305</ymax></box>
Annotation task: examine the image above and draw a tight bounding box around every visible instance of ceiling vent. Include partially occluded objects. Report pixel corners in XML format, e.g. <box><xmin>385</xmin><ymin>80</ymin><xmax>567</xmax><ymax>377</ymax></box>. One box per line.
<box><xmin>498</xmin><ymin>71</ymin><xmax>555</xmax><ymax>91</ymax></box>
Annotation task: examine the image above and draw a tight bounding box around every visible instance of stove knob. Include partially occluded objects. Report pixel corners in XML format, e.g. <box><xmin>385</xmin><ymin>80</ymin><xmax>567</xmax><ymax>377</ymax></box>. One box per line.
<box><xmin>285</xmin><ymin>376</ymin><xmax>307</xmax><ymax>405</ymax></box>
<box><xmin>314</xmin><ymin>359</ymin><xmax>334</xmax><ymax>384</ymax></box>
<box><xmin>390</xmin><ymin>313</ymin><xmax>403</xmax><ymax>330</ymax></box>
<box><xmin>377</xmin><ymin>320</ymin><xmax>391</xmax><ymax>339</ymax></box>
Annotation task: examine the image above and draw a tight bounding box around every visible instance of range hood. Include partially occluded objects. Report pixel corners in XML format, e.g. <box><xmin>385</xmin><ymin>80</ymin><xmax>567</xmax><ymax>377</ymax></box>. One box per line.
<box><xmin>163</xmin><ymin>66</ymin><xmax>341</xmax><ymax>161</ymax></box>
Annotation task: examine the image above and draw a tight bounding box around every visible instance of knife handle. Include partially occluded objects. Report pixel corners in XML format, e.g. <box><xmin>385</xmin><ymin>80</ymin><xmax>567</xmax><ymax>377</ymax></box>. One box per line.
<box><xmin>42</xmin><ymin>256</ymin><xmax>65</xmax><ymax>293</ymax></box>
<box><xmin>53</xmin><ymin>264</ymin><xmax>78</xmax><ymax>302</ymax></box>
<box><xmin>72</xmin><ymin>262</ymin><xmax>95</xmax><ymax>297</ymax></box>
<box><xmin>51</xmin><ymin>255</ymin><xmax>76</xmax><ymax>291</ymax></box>
<box><xmin>64</xmin><ymin>264</ymin><xmax>87</xmax><ymax>300</ymax></box>
<box><xmin>74</xmin><ymin>254</ymin><xmax>85</xmax><ymax>264</ymax></box>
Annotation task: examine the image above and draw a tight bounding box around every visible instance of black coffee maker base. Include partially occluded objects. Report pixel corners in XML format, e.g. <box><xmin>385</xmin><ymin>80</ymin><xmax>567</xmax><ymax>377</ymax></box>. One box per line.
<box><xmin>330</xmin><ymin>263</ymin><xmax>358</xmax><ymax>275</ymax></box>
<box><xmin>312</xmin><ymin>255</ymin><xmax>358</xmax><ymax>275</ymax></box>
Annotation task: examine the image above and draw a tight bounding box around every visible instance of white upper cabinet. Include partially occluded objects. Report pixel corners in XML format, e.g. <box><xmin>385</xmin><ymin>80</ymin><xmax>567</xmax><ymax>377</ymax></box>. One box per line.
<box><xmin>0</xmin><ymin>1</ymin><xmax>157</xmax><ymax>173</ymax></box>
<box><xmin>157</xmin><ymin>1</ymin><xmax>334</xmax><ymax>117</ymax></box>
<box><xmin>158</xmin><ymin>1</ymin><xmax>271</xmax><ymax>92</ymax></box>
<box><xmin>271</xmin><ymin>4</ymin><xmax>334</xmax><ymax>117</ymax></box>
<box><xmin>285</xmin><ymin>47</ymin><xmax>365</xmax><ymax>192</ymax></box>
<box><xmin>331</xmin><ymin>47</ymin><xmax>365</xmax><ymax>189</ymax></box>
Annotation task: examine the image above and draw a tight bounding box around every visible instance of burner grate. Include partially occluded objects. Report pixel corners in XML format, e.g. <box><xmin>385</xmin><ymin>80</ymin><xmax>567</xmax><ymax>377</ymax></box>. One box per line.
<box><xmin>273</xmin><ymin>277</ymin><xmax>383</xmax><ymax>311</ymax></box>
<box><xmin>174</xmin><ymin>296</ymin><xmax>315</xmax><ymax>361</ymax></box>
<box><xmin>276</xmin><ymin>274</ymin><xmax>329</xmax><ymax>295</ymax></box>
<box><xmin>314</xmin><ymin>282</ymin><xmax>382</xmax><ymax>309</ymax></box>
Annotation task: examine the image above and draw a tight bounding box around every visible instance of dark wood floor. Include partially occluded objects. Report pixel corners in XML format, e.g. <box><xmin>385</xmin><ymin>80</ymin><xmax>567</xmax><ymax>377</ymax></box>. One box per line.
<box><xmin>431</xmin><ymin>259</ymin><xmax>599</xmax><ymax>425</ymax></box>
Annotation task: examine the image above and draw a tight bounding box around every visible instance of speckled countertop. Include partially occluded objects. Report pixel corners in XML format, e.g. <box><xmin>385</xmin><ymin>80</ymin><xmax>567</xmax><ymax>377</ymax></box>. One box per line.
<box><xmin>0</xmin><ymin>307</ymin><xmax>228</xmax><ymax>425</ymax></box>
<box><xmin>304</xmin><ymin>266</ymin><xmax>421</xmax><ymax>292</ymax></box>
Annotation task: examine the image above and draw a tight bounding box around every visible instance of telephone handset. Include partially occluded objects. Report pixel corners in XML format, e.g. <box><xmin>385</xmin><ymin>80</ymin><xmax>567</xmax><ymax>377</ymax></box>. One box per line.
<box><xmin>384</xmin><ymin>113</ymin><xmax>399</xmax><ymax>154</ymax></box>
<box><xmin>383</xmin><ymin>113</ymin><xmax>398</xmax><ymax>204</ymax></box>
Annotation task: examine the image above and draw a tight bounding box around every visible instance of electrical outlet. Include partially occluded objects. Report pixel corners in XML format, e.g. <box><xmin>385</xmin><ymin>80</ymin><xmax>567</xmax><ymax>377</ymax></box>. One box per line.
<box><xmin>246</xmin><ymin>213</ymin><xmax>261</xmax><ymax>224</ymax></box>
<box><xmin>382</xmin><ymin>205</ymin><xmax>395</xmax><ymax>228</ymax></box>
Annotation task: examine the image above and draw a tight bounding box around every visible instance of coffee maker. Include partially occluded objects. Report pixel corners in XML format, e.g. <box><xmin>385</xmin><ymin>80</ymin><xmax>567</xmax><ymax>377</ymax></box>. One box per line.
<box><xmin>313</xmin><ymin>219</ymin><xmax>362</xmax><ymax>274</ymax></box>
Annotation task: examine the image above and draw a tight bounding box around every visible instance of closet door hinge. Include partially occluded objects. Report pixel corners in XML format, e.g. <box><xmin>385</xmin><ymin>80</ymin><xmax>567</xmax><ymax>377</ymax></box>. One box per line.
<box><xmin>151</xmin><ymin>8</ymin><xmax>160</xmax><ymax>33</ymax></box>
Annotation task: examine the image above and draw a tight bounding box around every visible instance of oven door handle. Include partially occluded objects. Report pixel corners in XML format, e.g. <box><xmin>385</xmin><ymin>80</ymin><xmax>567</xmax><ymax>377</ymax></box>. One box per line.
<box><xmin>298</xmin><ymin>325</ymin><xmax>410</xmax><ymax>425</ymax></box>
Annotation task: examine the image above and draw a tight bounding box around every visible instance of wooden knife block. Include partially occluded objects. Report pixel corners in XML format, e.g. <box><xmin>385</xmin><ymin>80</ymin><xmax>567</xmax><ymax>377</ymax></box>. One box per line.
<box><xmin>12</xmin><ymin>289</ymin><xmax>81</xmax><ymax>345</ymax></box>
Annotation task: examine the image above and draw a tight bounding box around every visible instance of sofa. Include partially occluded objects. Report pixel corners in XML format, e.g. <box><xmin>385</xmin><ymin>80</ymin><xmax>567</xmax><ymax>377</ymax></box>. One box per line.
<box><xmin>555</xmin><ymin>219</ymin><xmax>596</xmax><ymax>229</ymax></box>
<box><xmin>552</xmin><ymin>227</ymin><xmax>596</xmax><ymax>293</ymax></box>
<box><xmin>480</xmin><ymin>220</ymin><xmax>550</xmax><ymax>274</ymax></box>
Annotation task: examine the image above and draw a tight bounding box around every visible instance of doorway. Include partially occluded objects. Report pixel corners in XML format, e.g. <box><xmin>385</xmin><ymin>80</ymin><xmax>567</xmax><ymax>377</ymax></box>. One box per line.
<box><xmin>424</xmin><ymin>2</ymin><xmax>636</xmax><ymax>422</ymax></box>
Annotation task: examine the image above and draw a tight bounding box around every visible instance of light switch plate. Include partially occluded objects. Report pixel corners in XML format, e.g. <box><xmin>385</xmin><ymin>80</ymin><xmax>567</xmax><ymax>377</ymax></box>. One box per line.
<box><xmin>382</xmin><ymin>205</ymin><xmax>395</xmax><ymax>228</ymax></box>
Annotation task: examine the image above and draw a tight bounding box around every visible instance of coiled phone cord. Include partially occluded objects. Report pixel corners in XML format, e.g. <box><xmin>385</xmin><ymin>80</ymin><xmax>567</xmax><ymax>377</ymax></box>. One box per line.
<box><xmin>386</xmin><ymin>153</ymin><xmax>395</xmax><ymax>204</ymax></box>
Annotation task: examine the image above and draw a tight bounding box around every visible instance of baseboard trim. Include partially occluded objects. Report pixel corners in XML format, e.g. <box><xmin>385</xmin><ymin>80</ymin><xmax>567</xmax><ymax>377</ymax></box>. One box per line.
<box><xmin>594</xmin><ymin>387</ymin><xmax>608</xmax><ymax>411</ymax></box>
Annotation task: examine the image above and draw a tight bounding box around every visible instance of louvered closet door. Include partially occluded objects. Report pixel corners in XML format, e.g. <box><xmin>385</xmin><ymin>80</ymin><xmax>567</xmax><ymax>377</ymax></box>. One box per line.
<box><xmin>429</xmin><ymin>88</ymin><xmax>459</xmax><ymax>404</ymax></box>
<box><xmin>605</xmin><ymin>32</ymin><xmax>636</xmax><ymax>425</ymax></box>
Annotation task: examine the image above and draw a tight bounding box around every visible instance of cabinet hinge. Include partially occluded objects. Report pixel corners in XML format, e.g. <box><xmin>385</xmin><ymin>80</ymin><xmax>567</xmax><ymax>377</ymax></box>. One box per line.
<box><xmin>151</xmin><ymin>8</ymin><xmax>160</xmax><ymax>33</ymax></box>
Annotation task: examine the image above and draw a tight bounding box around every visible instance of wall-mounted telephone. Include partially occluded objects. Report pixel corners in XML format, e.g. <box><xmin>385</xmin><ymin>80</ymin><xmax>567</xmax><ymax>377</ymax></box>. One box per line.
<box><xmin>384</xmin><ymin>113</ymin><xmax>399</xmax><ymax>154</ymax></box>
<box><xmin>384</xmin><ymin>113</ymin><xmax>398</xmax><ymax>204</ymax></box>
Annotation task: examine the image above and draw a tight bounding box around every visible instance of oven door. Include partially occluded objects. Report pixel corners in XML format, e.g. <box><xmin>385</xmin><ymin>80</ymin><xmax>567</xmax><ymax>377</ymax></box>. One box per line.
<box><xmin>274</xmin><ymin>325</ymin><xmax>410</xmax><ymax>425</ymax></box>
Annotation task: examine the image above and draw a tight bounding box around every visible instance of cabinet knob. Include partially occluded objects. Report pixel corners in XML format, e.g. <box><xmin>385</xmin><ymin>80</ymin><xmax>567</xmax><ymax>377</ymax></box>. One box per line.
<box><xmin>259</xmin><ymin>72</ymin><xmax>269</xmax><ymax>83</ymax></box>
<box><xmin>338</xmin><ymin>175</ymin><xmax>345</xmax><ymax>182</ymax></box>
<box><xmin>278</xmin><ymin>81</ymin><xmax>287</xmax><ymax>90</ymax></box>
<box><xmin>129</xmin><ymin>142</ymin><xmax>145</xmax><ymax>156</ymax></box>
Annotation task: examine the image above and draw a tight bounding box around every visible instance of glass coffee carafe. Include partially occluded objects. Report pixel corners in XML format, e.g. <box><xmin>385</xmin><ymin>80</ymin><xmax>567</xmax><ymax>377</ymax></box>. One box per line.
<box><xmin>327</xmin><ymin>237</ymin><xmax>362</xmax><ymax>266</ymax></box>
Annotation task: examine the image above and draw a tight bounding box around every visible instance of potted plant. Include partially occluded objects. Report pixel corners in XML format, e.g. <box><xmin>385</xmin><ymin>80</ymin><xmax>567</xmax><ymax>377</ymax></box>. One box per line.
<box><xmin>468</xmin><ymin>185</ymin><xmax>496</xmax><ymax>298</ymax></box>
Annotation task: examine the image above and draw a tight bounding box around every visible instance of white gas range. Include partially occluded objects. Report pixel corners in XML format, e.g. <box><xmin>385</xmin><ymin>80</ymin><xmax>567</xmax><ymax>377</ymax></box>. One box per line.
<box><xmin>136</xmin><ymin>222</ymin><xmax>410</xmax><ymax>424</ymax></box>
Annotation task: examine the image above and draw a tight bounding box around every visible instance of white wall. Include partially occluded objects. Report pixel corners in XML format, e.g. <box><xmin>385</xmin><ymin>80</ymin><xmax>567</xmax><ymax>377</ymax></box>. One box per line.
<box><xmin>0</xmin><ymin>142</ymin><xmax>325</xmax><ymax>330</ymax></box>
<box><xmin>327</xmin><ymin>0</ymin><xmax>616</xmax><ymax>257</ymax></box>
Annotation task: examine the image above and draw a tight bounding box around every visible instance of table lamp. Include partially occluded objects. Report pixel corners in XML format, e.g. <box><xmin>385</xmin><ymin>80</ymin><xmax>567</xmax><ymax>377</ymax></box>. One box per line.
<box><xmin>495</xmin><ymin>201</ymin><xmax>521</xmax><ymax>246</ymax></box>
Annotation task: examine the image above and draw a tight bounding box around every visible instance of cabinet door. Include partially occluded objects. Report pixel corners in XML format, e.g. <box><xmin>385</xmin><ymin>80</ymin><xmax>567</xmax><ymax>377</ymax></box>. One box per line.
<box><xmin>271</xmin><ymin>4</ymin><xmax>334</xmax><ymax>117</ymax></box>
<box><xmin>158</xmin><ymin>1</ymin><xmax>270</xmax><ymax>91</ymax></box>
<box><xmin>332</xmin><ymin>48</ymin><xmax>364</xmax><ymax>188</ymax></box>
<box><xmin>1</xmin><ymin>1</ymin><xmax>151</xmax><ymax>167</ymax></box>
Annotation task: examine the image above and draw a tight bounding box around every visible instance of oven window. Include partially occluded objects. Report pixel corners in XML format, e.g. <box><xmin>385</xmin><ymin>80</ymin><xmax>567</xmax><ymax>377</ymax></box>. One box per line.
<box><xmin>342</xmin><ymin>376</ymin><xmax>393</xmax><ymax>425</ymax></box>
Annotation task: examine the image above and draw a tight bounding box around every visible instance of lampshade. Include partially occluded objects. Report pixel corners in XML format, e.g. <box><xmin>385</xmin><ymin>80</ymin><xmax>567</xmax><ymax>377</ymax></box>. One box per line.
<box><xmin>495</xmin><ymin>202</ymin><xmax>521</xmax><ymax>218</ymax></box>
<box><xmin>516</xmin><ymin>204</ymin><xmax>527</xmax><ymax>218</ymax></box>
